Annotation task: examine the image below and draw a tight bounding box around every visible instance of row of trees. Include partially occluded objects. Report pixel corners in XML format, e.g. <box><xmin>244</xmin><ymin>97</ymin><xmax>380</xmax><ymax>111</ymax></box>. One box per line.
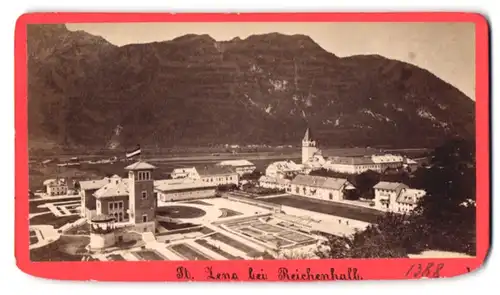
<box><xmin>312</xmin><ymin>138</ymin><xmax>476</xmax><ymax>258</ymax></box>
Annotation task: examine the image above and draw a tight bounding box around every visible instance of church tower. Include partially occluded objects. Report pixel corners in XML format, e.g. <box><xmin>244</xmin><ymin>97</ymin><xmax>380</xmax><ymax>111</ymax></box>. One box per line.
<box><xmin>302</xmin><ymin>127</ymin><xmax>318</xmax><ymax>164</ymax></box>
<box><xmin>125</xmin><ymin>161</ymin><xmax>157</xmax><ymax>233</ymax></box>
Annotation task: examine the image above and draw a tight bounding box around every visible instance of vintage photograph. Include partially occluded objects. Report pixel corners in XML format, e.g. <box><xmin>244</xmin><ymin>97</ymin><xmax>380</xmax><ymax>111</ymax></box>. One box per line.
<box><xmin>27</xmin><ymin>22</ymin><xmax>476</xmax><ymax>262</ymax></box>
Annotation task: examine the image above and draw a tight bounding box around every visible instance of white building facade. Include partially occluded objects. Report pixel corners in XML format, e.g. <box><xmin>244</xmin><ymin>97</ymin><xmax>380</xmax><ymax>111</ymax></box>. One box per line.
<box><xmin>154</xmin><ymin>179</ymin><xmax>217</xmax><ymax>202</ymax></box>
<box><xmin>265</xmin><ymin>160</ymin><xmax>303</xmax><ymax>179</ymax></box>
<box><xmin>44</xmin><ymin>178</ymin><xmax>69</xmax><ymax>196</ymax></box>
<box><xmin>290</xmin><ymin>174</ymin><xmax>354</xmax><ymax>202</ymax></box>
<box><xmin>258</xmin><ymin>175</ymin><xmax>291</xmax><ymax>191</ymax></box>
<box><xmin>373</xmin><ymin>181</ymin><xmax>425</xmax><ymax>213</ymax></box>
<box><xmin>217</xmin><ymin>159</ymin><xmax>256</xmax><ymax>176</ymax></box>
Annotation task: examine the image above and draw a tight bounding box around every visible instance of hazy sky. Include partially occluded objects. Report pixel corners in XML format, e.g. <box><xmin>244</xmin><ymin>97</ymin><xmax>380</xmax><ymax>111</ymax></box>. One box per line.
<box><xmin>67</xmin><ymin>22</ymin><xmax>476</xmax><ymax>100</ymax></box>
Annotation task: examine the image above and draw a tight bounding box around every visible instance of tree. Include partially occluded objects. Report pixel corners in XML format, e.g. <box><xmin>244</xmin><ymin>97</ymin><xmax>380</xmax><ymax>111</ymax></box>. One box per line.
<box><xmin>352</xmin><ymin>170</ymin><xmax>380</xmax><ymax>199</ymax></box>
<box><xmin>315</xmin><ymin>213</ymin><xmax>419</xmax><ymax>259</ymax></box>
<box><xmin>314</xmin><ymin>139</ymin><xmax>476</xmax><ymax>258</ymax></box>
<box><xmin>411</xmin><ymin>138</ymin><xmax>476</xmax><ymax>255</ymax></box>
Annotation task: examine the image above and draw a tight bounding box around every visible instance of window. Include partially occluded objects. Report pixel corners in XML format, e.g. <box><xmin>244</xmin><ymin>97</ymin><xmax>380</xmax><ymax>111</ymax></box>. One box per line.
<box><xmin>329</xmin><ymin>193</ymin><xmax>333</xmax><ymax>200</ymax></box>
<box><xmin>108</xmin><ymin>202</ymin><xmax>113</xmax><ymax>211</ymax></box>
<box><xmin>142</xmin><ymin>191</ymin><xmax>148</xmax><ymax>200</ymax></box>
<box><xmin>142</xmin><ymin>214</ymin><xmax>148</xmax><ymax>223</ymax></box>
<box><xmin>118</xmin><ymin>202</ymin><xmax>123</xmax><ymax>209</ymax></box>
<box><xmin>137</xmin><ymin>171</ymin><xmax>151</xmax><ymax>181</ymax></box>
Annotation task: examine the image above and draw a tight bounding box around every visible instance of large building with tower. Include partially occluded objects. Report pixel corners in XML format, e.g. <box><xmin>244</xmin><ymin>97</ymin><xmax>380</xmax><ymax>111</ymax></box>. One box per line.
<box><xmin>79</xmin><ymin>161</ymin><xmax>158</xmax><ymax>234</ymax></box>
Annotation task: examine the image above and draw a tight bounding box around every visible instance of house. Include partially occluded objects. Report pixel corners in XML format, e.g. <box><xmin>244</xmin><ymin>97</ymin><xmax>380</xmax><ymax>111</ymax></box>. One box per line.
<box><xmin>258</xmin><ymin>175</ymin><xmax>291</xmax><ymax>191</ymax></box>
<box><xmin>195</xmin><ymin>165</ymin><xmax>239</xmax><ymax>187</ymax></box>
<box><xmin>217</xmin><ymin>159</ymin><xmax>256</xmax><ymax>176</ymax></box>
<box><xmin>79</xmin><ymin>161</ymin><xmax>158</xmax><ymax>233</ymax></box>
<box><xmin>154</xmin><ymin>179</ymin><xmax>217</xmax><ymax>202</ymax></box>
<box><xmin>43</xmin><ymin>178</ymin><xmax>68</xmax><ymax>196</ymax></box>
<box><xmin>94</xmin><ymin>177</ymin><xmax>130</xmax><ymax>223</ymax></box>
<box><xmin>324</xmin><ymin>156</ymin><xmax>380</xmax><ymax>174</ymax></box>
<box><xmin>290</xmin><ymin>174</ymin><xmax>355</xmax><ymax>202</ymax></box>
<box><xmin>265</xmin><ymin>160</ymin><xmax>302</xmax><ymax>179</ymax></box>
<box><xmin>171</xmin><ymin>167</ymin><xmax>198</xmax><ymax>179</ymax></box>
<box><xmin>79</xmin><ymin>175</ymin><xmax>122</xmax><ymax>219</ymax></box>
<box><xmin>302</xmin><ymin>153</ymin><xmax>326</xmax><ymax>174</ymax></box>
<box><xmin>371</xmin><ymin>154</ymin><xmax>405</xmax><ymax>171</ymax></box>
<box><xmin>373</xmin><ymin>181</ymin><xmax>425</xmax><ymax>213</ymax></box>
<box><xmin>395</xmin><ymin>188</ymin><xmax>426</xmax><ymax>214</ymax></box>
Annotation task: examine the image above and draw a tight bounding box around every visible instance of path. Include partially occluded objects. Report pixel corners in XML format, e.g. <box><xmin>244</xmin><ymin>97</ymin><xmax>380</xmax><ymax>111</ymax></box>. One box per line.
<box><xmin>29</xmin><ymin>225</ymin><xmax>60</xmax><ymax>250</ymax></box>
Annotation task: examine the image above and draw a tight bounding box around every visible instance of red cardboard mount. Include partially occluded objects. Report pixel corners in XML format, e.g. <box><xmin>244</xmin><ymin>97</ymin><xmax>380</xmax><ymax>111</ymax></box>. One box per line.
<box><xmin>15</xmin><ymin>12</ymin><xmax>490</xmax><ymax>281</ymax></box>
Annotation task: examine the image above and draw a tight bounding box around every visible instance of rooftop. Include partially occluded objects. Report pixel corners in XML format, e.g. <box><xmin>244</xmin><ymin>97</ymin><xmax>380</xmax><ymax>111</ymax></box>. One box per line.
<box><xmin>80</xmin><ymin>177</ymin><xmax>113</xmax><ymax>191</ymax></box>
<box><xmin>154</xmin><ymin>178</ymin><xmax>216</xmax><ymax>192</ymax></box>
<box><xmin>196</xmin><ymin>165</ymin><xmax>236</xmax><ymax>176</ymax></box>
<box><xmin>94</xmin><ymin>178</ymin><xmax>130</xmax><ymax>199</ymax></box>
<box><xmin>396</xmin><ymin>188</ymin><xmax>426</xmax><ymax>204</ymax></box>
<box><xmin>268</xmin><ymin>160</ymin><xmax>302</xmax><ymax>171</ymax></box>
<box><xmin>125</xmin><ymin>161</ymin><xmax>157</xmax><ymax>171</ymax></box>
<box><xmin>327</xmin><ymin>156</ymin><xmax>375</xmax><ymax>165</ymax></box>
<box><xmin>303</xmin><ymin>127</ymin><xmax>313</xmax><ymax>142</ymax></box>
<box><xmin>373</xmin><ymin>181</ymin><xmax>409</xmax><ymax>191</ymax></box>
<box><xmin>291</xmin><ymin>174</ymin><xmax>349</xmax><ymax>190</ymax></box>
<box><xmin>218</xmin><ymin>159</ymin><xmax>255</xmax><ymax>167</ymax></box>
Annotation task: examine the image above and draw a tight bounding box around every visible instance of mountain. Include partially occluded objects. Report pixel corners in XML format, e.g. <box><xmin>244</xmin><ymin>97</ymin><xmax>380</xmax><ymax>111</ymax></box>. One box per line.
<box><xmin>27</xmin><ymin>25</ymin><xmax>475</xmax><ymax>152</ymax></box>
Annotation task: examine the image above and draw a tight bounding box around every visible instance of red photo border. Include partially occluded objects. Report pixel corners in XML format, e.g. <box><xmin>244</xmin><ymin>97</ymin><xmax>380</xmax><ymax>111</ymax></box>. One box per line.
<box><xmin>15</xmin><ymin>12</ymin><xmax>490</xmax><ymax>281</ymax></box>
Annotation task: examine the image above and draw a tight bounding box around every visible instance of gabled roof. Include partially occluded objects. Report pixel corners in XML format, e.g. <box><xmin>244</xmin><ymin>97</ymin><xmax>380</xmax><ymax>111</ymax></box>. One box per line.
<box><xmin>373</xmin><ymin>181</ymin><xmax>408</xmax><ymax>191</ymax></box>
<box><xmin>94</xmin><ymin>179</ymin><xmax>129</xmax><ymax>198</ymax></box>
<box><xmin>396</xmin><ymin>188</ymin><xmax>426</xmax><ymax>204</ymax></box>
<box><xmin>44</xmin><ymin>178</ymin><xmax>67</xmax><ymax>186</ymax></box>
<box><xmin>196</xmin><ymin>165</ymin><xmax>236</xmax><ymax>176</ymax></box>
<box><xmin>125</xmin><ymin>161</ymin><xmax>157</xmax><ymax>171</ymax></box>
<box><xmin>80</xmin><ymin>177</ymin><xmax>111</xmax><ymax>191</ymax></box>
<box><xmin>268</xmin><ymin>160</ymin><xmax>302</xmax><ymax>171</ymax></box>
<box><xmin>291</xmin><ymin>174</ymin><xmax>349</xmax><ymax>190</ymax></box>
<box><xmin>43</xmin><ymin>179</ymin><xmax>57</xmax><ymax>186</ymax></box>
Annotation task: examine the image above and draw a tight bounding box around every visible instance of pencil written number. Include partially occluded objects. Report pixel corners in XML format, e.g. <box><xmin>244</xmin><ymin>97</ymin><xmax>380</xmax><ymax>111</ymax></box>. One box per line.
<box><xmin>405</xmin><ymin>263</ymin><xmax>445</xmax><ymax>278</ymax></box>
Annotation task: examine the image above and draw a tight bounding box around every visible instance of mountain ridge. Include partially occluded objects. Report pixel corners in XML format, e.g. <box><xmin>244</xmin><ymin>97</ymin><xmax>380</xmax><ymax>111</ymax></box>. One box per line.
<box><xmin>27</xmin><ymin>24</ymin><xmax>475</xmax><ymax>152</ymax></box>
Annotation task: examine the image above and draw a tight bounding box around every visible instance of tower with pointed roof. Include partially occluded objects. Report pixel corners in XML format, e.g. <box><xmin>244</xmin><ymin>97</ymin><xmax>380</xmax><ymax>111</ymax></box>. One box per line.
<box><xmin>302</xmin><ymin>127</ymin><xmax>318</xmax><ymax>164</ymax></box>
<box><xmin>125</xmin><ymin>161</ymin><xmax>157</xmax><ymax>233</ymax></box>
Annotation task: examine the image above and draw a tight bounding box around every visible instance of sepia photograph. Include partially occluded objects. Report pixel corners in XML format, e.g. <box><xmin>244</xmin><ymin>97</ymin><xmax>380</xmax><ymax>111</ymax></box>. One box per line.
<box><xmin>25</xmin><ymin>20</ymin><xmax>477</xmax><ymax>265</ymax></box>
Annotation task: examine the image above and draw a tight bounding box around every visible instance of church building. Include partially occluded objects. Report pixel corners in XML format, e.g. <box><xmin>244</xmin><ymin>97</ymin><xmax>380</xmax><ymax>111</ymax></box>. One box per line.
<box><xmin>302</xmin><ymin>127</ymin><xmax>318</xmax><ymax>164</ymax></box>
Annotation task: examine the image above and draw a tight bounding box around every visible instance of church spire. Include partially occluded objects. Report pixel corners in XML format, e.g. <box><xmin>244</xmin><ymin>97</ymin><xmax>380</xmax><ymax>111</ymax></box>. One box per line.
<box><xmin>303</xmin><ymin>127</ymin><xmax>313</xmax><ymax>142</ymax></box>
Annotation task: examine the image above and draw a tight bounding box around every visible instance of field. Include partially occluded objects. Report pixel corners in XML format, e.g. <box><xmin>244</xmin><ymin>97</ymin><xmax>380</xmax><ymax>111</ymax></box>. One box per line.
<box><xmin>107</xmin><ymin>254</ymin><xmax>126</xmax><ymax>261</ymax></box>
<box><xmin>30</xmin><ymin>213</ymin><xmax>80</xmax><ymax>229</ymax></box>
<box><xmin>210</xmin><ymin>232</ymin><xmax>260</xmax><ymax>255</ymax></box>
<box><xmin>132</xmin><ymin>250</ymin><xmax>167</xmax><ymax>261</ymax></box>
<box><xmin>156</xmin><ymin>205</ymin><xmax>207</xmax><ymax>219</ymax></box>
<box><xmin>169</xmin><ymin>243</ymin><xmax>213</xmax><ymax>260</ymax></box>
<box><xmin>265</xmin><ymin>195</ymin><xmax>384</xmax><ymax>223</ymax></box>
<box><xmin>225</xmin><ymin>217</ymin><xmax>317</xmax><ymax>249</ymax></box>
<box><xmin>194</xmin><ymin>239</ymin><xmax>243</xmax><ymax>260</ymax></box>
